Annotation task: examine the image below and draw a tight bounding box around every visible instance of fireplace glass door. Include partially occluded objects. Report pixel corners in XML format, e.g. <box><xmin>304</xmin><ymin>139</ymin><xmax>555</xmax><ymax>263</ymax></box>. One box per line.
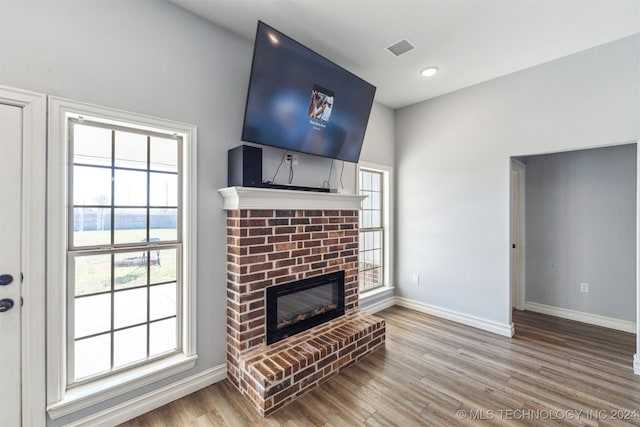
<box><xmin>266</xmin><ymin>271</ymin><xmax>345</xmax><ymax>344</ymax></box>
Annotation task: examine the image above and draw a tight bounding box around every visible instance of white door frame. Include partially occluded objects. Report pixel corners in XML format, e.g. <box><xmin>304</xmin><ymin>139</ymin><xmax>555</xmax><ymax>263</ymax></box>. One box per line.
<box><xmin>0</xmin><ymin>85</ymin><xmax>47</xmax><ymax>426</ymax></box>
<box><xmin>635</xmin><ymin>142</ymin><xmax>640</xmax><ymax>375</ymax></box>
<box><xmin>510</xmin><ymin>159</ymin><xmax>526</xmax><ymax>311</ymax></box>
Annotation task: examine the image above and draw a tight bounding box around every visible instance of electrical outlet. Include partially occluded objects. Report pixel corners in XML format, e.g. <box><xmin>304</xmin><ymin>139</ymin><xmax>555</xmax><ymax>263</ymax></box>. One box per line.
<box><xmin>412</xmin><ymin>275</ymin><xmax>420</xmax><ymax>285</ymax></box>
<box><xmin>292</xmin><ymin>154</ymin><xmax>299</xmax><ymax>165</ymax></box>
<box><xmin>285</xmin><ymin>152</ymin><xmax>293</xmax><ymax>164</ymax></box>
<box><xmin>580</xmin><ymin>282</ymin><xmax>589</xmax><ymax>293</ymax></box>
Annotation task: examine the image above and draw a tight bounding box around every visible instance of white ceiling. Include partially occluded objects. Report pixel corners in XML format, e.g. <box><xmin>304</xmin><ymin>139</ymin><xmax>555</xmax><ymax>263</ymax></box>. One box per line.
<box><xmin>170</xmin><ymin>0</ymin><xmax>640</xmax><ymax>109</ymax></box>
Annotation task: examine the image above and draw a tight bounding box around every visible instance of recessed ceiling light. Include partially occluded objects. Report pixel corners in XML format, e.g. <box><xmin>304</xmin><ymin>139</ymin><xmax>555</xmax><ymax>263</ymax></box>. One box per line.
<box><xmin>421</xmin><ymin>67</ymin><xmax>438</xmax><ymax>77</ymax></box>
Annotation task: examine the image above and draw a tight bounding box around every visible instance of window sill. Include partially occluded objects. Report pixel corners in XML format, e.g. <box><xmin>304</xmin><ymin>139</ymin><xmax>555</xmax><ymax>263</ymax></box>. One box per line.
<box><xmin>46</xmin><ymin>353</ymin><xmax>197</xmax><ymax>420</ymax></box>
<box><xmin>360</xmin><ymin>285</ymin><xmax>394</xmax><ymax>300</ymax></box>
<box><xmin>359</xmin><ymin>286</ymin><xmax>395</xmax><ymax>314</ymax></box>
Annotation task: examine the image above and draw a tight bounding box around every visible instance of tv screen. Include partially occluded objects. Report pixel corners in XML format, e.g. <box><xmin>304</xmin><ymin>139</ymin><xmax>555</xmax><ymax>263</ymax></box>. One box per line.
<box><xmin>241</xmin><ymin>21</ymin><xmax>376</xmax><ymax>164</ymax></box>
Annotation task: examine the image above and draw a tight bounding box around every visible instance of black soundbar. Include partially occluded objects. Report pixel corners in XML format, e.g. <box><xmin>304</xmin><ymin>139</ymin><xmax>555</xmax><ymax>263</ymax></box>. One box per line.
<box><xmin>261</xmin><ymin>182</ymin><xmax>330</xmax><ymax>193</ymax></box>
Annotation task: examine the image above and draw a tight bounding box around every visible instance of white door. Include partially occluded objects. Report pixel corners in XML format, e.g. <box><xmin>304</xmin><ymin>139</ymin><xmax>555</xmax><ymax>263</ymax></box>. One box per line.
<box><xmin>0</xmin><ymin>104</ymin><xmax>23</xmax><ymax>426</ymax></box>
<box><xmin>510</xmin><ymin>159</ymin><xmax>525</xmax><ymax>310</ymax></box>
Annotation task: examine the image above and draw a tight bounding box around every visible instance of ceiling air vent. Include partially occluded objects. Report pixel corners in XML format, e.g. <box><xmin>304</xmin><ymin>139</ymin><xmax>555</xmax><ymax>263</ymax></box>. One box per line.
<box><xmin>386</xmin><ymin>38</ymin><xmax>416</xmax><ymax>56</ymax></box>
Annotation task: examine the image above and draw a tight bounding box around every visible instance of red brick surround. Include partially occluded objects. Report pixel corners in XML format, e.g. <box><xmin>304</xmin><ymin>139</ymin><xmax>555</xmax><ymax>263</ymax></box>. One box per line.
<box><xmin>226</xmin><ymin>207</ymin><xmax>385</xmax><ymax>415</ymax></box>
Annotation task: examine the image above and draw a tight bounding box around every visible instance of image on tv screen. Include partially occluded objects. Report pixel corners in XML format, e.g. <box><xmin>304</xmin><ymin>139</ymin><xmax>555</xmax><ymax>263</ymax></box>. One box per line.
<box><xmin>308</xmin><ymin>85</ymin><xmax>334</xmax><ymax>123</ymax></box>
<box><xmin>241</xmin><ymin>22</ymin><xmax>376</xmax><ymax>163</ymax></box>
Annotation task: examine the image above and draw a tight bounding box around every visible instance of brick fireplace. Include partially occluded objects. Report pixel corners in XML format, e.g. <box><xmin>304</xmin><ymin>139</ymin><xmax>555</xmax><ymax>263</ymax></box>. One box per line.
<box><xmin>220</xmin><ymin>187</ymin><xmax>386</xmax><ymax>415</ymax></box>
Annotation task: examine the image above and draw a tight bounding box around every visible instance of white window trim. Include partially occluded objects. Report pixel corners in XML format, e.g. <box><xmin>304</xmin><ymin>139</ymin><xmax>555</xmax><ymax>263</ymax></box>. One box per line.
<box><xmin>46</xmin><ymin>97</ymin><xmax>198</xmax><ymax>419</ymax></box>
<box><xmin>357</xmin><ymin>161</ymin><xmax>394</xmax><ymax>294</ymax></box>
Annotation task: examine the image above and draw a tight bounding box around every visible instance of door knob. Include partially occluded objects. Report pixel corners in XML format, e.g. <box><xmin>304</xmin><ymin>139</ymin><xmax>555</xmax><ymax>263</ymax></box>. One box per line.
<box><xmin>0</xmin><ymin>274</ymin><xmax>13</xmax><ymax>286</ymax></box>
<box><xmin>0</xmin><ymin>298</ymin><xmax>14</xmax><ymax>312</ymax></box>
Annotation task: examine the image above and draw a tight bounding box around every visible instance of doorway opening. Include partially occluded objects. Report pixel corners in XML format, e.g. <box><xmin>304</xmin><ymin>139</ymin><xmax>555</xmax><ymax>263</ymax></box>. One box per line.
<box><xmin>509</xmin><ymin>142</ymin><xmax>639</xmax><ymax>374</ymax></box>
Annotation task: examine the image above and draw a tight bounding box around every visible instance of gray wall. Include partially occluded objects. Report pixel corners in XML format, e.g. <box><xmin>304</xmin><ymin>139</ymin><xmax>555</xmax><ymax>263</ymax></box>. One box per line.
<box><xmin>524</xmin><ymin>145</ymin><xmax>637</xmax><ymax>321</ymax></box>
<box><xmin>0</xmin><ymin>0</ymin><xmax>393</xmax><ymax>424</ymax></box>
<box><xmin>359</xmin><ymin>102</ymin><xmax>395</xmax><ymax>167</ymax></box>
<box><xmin>395</xmin><ymin>34</ymin><xmax>640</xmax><ymax>327</ymax></box>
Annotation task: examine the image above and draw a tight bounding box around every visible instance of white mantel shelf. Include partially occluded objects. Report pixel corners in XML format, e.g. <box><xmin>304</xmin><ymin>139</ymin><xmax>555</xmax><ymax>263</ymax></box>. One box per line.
<box><xmin>218</xmin><ymin>186</ymin><xmax>366</xmax><ymax>211</ymax></box>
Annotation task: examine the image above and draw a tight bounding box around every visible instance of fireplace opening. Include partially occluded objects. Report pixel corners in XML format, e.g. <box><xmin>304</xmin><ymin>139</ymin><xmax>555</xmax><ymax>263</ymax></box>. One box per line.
<box><xmin>266</xmin><ymin>270</ymin><xmax>345</xmax><ymax>345</ymax></box>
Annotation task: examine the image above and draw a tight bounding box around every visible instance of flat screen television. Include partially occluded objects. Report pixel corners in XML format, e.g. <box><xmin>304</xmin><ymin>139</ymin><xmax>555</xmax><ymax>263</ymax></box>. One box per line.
<box><xmin>241</xmin><ymin>21</ymin><xmax>376</xmax><ymax>164</ymax></box>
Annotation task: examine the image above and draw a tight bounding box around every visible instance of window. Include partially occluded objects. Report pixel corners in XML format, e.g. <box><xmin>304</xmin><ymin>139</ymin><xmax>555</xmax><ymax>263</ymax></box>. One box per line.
<box><xmin>47</xmin><ymin>98</ymin><xmax>197</xmax><ymax>418</ymax></box>
<box><xmin>69</xmin><ymin>120</ymin><xmax>183</xmax><ymax>383</ymax></box>
<box><xmin>358</xmin><ymin>165</ymin><xmax>391</xmax><ymax>292</ymax></box>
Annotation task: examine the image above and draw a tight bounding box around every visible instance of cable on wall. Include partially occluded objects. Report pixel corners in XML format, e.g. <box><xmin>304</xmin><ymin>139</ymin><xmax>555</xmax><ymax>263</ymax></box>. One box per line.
<box><xmin>288</xmin><ymin>161</ymin><xmax>294</xmax><ymax>184</ymax></box>
<box><xmin>269</xmin><ymin>151</ymin><xmax>287</xmax><ymax>184</ymax></box>
<box><xmin>323</xmin><ymin>159</ymin><xmax>334</xmax><ymax>188</ymax></box>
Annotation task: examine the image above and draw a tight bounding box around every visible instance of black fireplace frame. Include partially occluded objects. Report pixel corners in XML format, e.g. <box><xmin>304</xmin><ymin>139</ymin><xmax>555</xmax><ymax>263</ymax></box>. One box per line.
<box><xmin>266</xmin><ymin>270</ymin><xmax>345</xmax><ymax>345</ymax></box>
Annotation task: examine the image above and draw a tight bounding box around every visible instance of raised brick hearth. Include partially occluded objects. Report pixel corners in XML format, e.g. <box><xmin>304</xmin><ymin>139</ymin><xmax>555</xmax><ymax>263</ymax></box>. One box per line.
<box><xmin>220</xmin><ymin>187</ymin><xmax>386</xmax><ymax>415</ymax></box>
<box><xmin>240</xmin><ymin>311</ymin><xmax>385</xmax><ymax>414</ymax></box>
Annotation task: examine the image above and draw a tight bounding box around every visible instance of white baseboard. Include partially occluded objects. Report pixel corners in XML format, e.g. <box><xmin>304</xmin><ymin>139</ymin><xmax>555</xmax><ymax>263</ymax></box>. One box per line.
<box><xmin>524</xmin><ymin>301</ymin><xmax>637</xmax><ymax>334</ymax></box>
<box><xmin>395</xmin><ymin>297</ymin><xmax>515</xmax><ymax>337</ymax></box>
<box><xmin>634</xmin><ymin>354</ymin><xmax>640</xmax><ymax>375</ymax></box>
<box><xmin>65</xmin><ymin>364</ymin><xmax>227</xmax><ymax>427</ymax></box>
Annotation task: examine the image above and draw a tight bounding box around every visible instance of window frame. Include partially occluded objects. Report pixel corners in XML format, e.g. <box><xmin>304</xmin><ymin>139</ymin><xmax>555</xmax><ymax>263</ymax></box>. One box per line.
<box><xmin>66</xmin><ymin>119</ymin><xmax>184</xmax><ymax>387</ymax></box>
<box><xmin>46</xmin><ymin>97</ymin><xmax>198</xmax><ymax>419</ymax></box>
<box><xmin>357</xmin><ymin>162</ymin><xmax>393</xmax><ymax>294</ymax></box>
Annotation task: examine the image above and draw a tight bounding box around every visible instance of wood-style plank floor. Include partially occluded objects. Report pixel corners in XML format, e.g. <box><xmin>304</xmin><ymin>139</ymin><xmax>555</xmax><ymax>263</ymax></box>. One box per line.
<box><xmin>120</xmin><ymin>306</ymin><xmax>640</xmax><ymax>426</ymax></box>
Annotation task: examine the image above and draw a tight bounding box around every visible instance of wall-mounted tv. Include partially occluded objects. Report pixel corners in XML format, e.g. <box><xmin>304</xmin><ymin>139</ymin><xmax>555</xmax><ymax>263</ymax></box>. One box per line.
<box><xmin>241</xmin><ymin>21</ymin><xmax>376</xmax><ymax>164</ymax></box>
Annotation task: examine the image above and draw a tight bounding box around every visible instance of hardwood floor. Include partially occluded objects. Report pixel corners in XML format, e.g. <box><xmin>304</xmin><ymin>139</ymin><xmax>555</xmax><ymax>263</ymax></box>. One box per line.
<box><xmin>120</xmin><ymin>306</ymin><xmax>640</xmax><ymax>426</ymax></box>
